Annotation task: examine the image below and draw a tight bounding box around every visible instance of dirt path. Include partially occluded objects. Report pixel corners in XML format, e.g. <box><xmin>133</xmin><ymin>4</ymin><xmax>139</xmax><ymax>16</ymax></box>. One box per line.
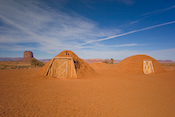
<box><xmin>0</xmin><ymin>64</ymin><xmax>175</xmax><ymax>117</ymax></box>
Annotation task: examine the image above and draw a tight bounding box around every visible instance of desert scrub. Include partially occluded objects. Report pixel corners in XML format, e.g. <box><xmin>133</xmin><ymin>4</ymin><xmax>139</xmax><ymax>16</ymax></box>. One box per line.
<box><xmin>161</xmin><ymin>63</ymin><xmax>175</xmax><ymax>67</ymax></box>
<box><xmin>10</xmin><ymin>65</ymin><xmax>18</xmax><ymax>69</ymax></box>
<box><xmin>103</xmin><ymin>60</ymin><xmax>109</xmax><ymax>64</ymax></box>
<box><xmin>0</xmin><ymin>64</ymin><xmax>10</xmax><ymax>69</ymax></box>
<box><xmin>30</xmin><ymin>58</ymin><xmax>44</xmax><ymax>67</ymax></box>
<box><xmin>103</xmin><ymin>58</ymin><xmax>114</xmax><ymax>64</ymax></box>
<box><xmin>20</xmin><ymin>66</ymin><xmax>30</xmax><ymax>69</ymax></box>
<box><xmin>0</xmin><ymin>64</ymin><xmax>6</xmax><ymax>70</ymax></box>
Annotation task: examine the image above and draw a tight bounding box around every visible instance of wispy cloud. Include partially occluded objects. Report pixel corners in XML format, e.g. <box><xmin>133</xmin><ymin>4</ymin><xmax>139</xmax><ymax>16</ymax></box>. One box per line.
<box><xmin>75</xmin><ymin>49</ymin><xmax>140</xmax><ymax>59</ymax></box>
<box><xmin>141</xmin><ymin>5</ymin><xmax>175</xmax><ymax>16</ymax></box>
<box><xmin>81</xmin><ymin>0</ymin><xmax>135</xmax><ymax>5</ymax></box>
<box><xmin>104</xmin><ymin>43</ymin><xmax>147</xmax><ymax>47</ymax></box>
<box><xmin>0</xmin><ymin>0</ymin><xmax>174</xmax><ymax>60</ymax></box>
<box><xmin>78</xmin><ymin>21</ymin><xmax>175</xmax><ymax>46</ymax></box>
<box><xmin>124</xmin><ymin>5</ymin><xmax>175</xmax><ymax>26</ymax></box>
<box><xmin>77</xmin><ymin>43</ymin><xmax>147</xmax><ymax>49</ymax></box>
<box><xmin>129</xmin><ymin>20</ymin><xmax>139</xmax><ymax>25</ymax></box>
<box><xmin>145</xmin><ymin>48</ymin><xmax>175</xmax><ymax>60</ymax></box>
<box><xmin>0</xmin><ymin>0</ymin><xmax>120</xmax><ymax>53</ymax></box>
<box><xmin>117</xmin><ymin>0</ymin><xmax>135</xmax><ymax>5</ymax></box>
<box><xmin>75</xmin><ymin>48</ymin><xmax>175</xmax><ymax>60</ymax></box>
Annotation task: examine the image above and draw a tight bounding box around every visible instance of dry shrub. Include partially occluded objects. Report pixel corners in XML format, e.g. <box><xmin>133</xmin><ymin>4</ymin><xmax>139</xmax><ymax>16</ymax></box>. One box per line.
<box><xmin>30</xmin><ymin>58</ymin><xmax>44</xmax><ymax>67</ymax></box>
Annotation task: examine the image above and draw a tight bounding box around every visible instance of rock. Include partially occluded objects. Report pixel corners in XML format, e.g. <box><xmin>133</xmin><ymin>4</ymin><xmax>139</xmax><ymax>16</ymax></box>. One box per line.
<box><xmin>18</xmin><ymin>51</ymin><xmax>35</xmax><ymax>62</ymax></box>
<box><xmin>23</xmin><ymin>51</ymin><xmax>33</xmax><ymax>58</ymax></box>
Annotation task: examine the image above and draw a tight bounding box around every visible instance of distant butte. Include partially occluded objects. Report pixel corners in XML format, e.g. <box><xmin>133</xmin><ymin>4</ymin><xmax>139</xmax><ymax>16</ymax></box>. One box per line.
<box><xmin>18</xmin><ymin>51</ymin><xmax>35</xmax><ymax>62</ymax></box>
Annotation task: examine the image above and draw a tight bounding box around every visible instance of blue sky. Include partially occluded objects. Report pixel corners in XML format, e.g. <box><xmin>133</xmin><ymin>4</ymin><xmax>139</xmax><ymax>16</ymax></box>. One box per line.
<box><xmin>0</xmin><ymin>0</ymin><xmax>175</xmax><ymax>60</ymax></box>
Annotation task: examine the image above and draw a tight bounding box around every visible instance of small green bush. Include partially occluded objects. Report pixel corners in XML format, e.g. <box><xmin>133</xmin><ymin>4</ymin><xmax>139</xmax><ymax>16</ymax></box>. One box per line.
<box><xmin>0</xmin><ymin>64</ymin><xmax>7</xmax><ymax>70</ymax></box>
<box><xmin>103</xmin><ymin>61</ymin><xmax>109</xmax><ymax>64</ymax></box>
<box><xmin>30</xmin><ymin>58</ymin><xmax>44</xmax><ymax>67</ymax></box>
<box><xmin>103</xmin><ymin>58</ymin><xmax>114</xmax><ymax>64</ymax></box>
<box><xmin>37</xmin><ymin>61</ymin><xmax>45</xmax><ymax>67</ymax></box>
<box><xmin>110</xmin><ymin>58</ymin><xmax>114</xmax><ymax>64</ymax></box>
<box><xmin>11</xmin><ymin>65</ymin><xmax>18</xmax><ymax>69</ymax></box>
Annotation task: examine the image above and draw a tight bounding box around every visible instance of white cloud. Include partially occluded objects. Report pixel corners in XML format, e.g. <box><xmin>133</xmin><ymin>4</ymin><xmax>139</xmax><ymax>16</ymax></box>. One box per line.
<box><xmin>145</xmin><ymin>48</ymin><xmax>175</xmax><ymax>60</ymax></box>
<box><xmin>73</xmin><ymin>48</ymin><xmax>175</xmax><ymax>60</ymax></box>
<box><xmin>81</xmin><ymin>0</ymin><xmax>135</xmax><ymax>5</ymax></box>
<box><xmin>0</xmin><ymin>0</ymin><xmax>174</xmax><ymax>61</ymax></box>
<box><xmin>121</xmin><ymin>5</ymin><xmax>175</xmax><ymax>27</ymax></box>
<box><xmin>76</xmin><ymin>43</ymin><xmax>147</xmax><ymax>49</ymax></box>
<box><xmin>0</xmin><ymin>0</ymin><xmax>120</xmax><ymax>52</ymax></box>
<box><xmin>129</xmin><ymin>20</ymin><xmax>139</xmax><ymax>25</ymax></box>
<box><xmin>118</xmin><ymin>0</ymin><xmax>135</xmax><ymax>5</ymax></box>
<box><xmin>75</xmin><ymin>49</ymin><xmax>139</xmax><ymax>59</ymax></box>
<box><xmin>141</xmin><ymin>5</ymin><xmax>175</xmax><ymax>16</ymax></box>
<box><xmin>105</xmin><ymin>43</ymin><xmax>146</xmax><ymax>47</ymax></box>
<box><xmin>78</xmin><ymin>21</ymin><xmax>175</xmax><ymax>46</ymax></box>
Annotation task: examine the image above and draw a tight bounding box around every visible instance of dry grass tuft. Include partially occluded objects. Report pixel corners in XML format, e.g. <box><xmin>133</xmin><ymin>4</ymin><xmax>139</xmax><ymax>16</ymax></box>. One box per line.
<box><xmin>161</xmin><ymin>63</ymin><xmax>175</xmax><ymax>70</ymax></box>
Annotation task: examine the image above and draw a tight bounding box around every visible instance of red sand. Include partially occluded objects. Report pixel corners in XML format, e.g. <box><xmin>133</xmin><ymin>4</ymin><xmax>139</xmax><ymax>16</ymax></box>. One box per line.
<box><xmin>0</xmin><ymin>63</ymin><xmax>175</xmax><ymax>117</ymax></box>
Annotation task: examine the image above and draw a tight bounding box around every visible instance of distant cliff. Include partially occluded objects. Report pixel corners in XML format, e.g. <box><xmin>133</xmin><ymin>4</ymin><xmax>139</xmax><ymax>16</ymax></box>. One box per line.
<box><xmin>157</xmin><ymin>60</ymin><xmax>174</xmax><ymax>63</ymax></box>
<box><xmin>18</xmin><ymin>51</ymin><xmax>34</xmax><ymax>62</ymax></box>
<box><xmin>0</xmin><ymin>57</ymin><xmax>174</xmax><ymax>63</ymax></box>
<box><xmin>0</xmin><ymin>57</ymin><xmax>22</xmax><ymax>61</ymax></box>
<box><xmin>39</xmin><ymin>59</ymin><xmax>51</xmax><ymax>62</ymax></box>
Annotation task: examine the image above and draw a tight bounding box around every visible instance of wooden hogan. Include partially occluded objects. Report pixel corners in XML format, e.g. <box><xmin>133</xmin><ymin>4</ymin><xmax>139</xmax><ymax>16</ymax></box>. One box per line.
<box><xmin>41</xmin><ymin>50</ymin><xmax>95</xmax><ymax>79</ymax></box>
<box><xmin>44</xmin><ymin>57</ymin><xmax>77</xmax><ymax>78</ymax></box>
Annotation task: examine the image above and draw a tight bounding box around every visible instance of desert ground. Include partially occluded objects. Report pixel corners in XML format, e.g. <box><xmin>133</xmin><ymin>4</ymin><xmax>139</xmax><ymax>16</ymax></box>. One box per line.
<box><xmin>0</xmin><ymin>63</ymin><xmax>175</xmax><ymax>117</ymax></box>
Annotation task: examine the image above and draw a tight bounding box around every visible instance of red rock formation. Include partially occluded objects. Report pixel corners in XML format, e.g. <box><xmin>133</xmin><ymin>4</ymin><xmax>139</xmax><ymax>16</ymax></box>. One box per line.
<box><xmin>23</xmin><ymin>51</ymin><xmax>33</xmax><ymax>58</ymax></box>
<box><xmin>18</xmin><ymin>51</ymin><xmax>34</xmax><ymax>62</ymax></box>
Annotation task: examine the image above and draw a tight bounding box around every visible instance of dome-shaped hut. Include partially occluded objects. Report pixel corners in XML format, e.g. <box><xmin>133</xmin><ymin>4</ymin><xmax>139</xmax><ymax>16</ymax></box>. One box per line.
<box><xmin>41</xmin><ymin>50</ymin><xmax>95</xmax><ymax>78</ymax></box>
<box><xmin>116</xmin><ymin>54</ymin><xmax>165</xmax><ymax>74</ymax></box>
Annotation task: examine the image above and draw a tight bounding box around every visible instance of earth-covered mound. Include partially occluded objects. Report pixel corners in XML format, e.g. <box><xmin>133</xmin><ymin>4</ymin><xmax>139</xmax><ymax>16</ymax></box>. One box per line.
<box><xmin>40</xmin><ymin>50</ymin><xmax>95</xmax><ymax>78</ymax></box>
<box><xmin>116</xmin><ymin>54</ymin><xmax>165</xmax><ymax>74</ymax></box>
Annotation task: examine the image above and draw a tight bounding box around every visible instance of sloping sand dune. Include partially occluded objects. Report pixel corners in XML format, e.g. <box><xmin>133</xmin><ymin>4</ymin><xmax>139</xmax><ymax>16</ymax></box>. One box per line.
<box><xmin>0</xmin><ymin>65</ymin><xmax>175</xmax><ymax>117</ymax></box>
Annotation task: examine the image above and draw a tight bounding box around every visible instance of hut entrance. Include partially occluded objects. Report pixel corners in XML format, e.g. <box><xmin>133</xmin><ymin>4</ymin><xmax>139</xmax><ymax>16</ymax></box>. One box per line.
<box><xmin>143</xmin><ymin>60</ymin><xmax>154</xmax><ymax>74</ymax></box>
<box><xmin>45</xmin><ymin>57</ymin><xmax>77</xmax><ymax>78</ymax></box>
